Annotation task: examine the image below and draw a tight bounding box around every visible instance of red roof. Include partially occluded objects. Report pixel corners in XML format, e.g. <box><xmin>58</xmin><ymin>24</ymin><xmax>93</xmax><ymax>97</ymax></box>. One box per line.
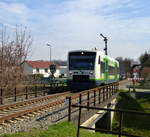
<box><xmin>25</xmin><ymin>61</ymin><xmax>55</xmax><ymax>68</ymax></box>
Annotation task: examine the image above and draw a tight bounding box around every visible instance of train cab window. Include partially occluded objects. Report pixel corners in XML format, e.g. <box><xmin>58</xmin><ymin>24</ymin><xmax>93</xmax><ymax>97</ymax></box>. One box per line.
<box><xmin>69</xmin><ymin>52</ymin><xmax>96</xmax><ymax>70</ymax></box>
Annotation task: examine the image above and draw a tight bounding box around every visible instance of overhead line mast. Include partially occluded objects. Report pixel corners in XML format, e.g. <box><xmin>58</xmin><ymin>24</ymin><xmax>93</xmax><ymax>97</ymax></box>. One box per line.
<box><xmin>100</xmin><ymin>34</ymin><xmax>108</xmax><ymax>55</ymax></box>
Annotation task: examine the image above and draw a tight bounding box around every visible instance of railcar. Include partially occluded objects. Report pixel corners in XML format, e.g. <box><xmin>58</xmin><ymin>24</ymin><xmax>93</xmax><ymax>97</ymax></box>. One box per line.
<box><xmin>67</xmin><ymin>50</ymin><xmax>119</xmax><ymax>90</ymax></box>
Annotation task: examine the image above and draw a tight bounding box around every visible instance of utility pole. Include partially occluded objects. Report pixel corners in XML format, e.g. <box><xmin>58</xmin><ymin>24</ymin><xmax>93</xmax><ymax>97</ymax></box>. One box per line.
<box><xmin>100</xmin><ymin>34</ymin><xmax>108</xmax><ymax>55</ymax></box>
<box><xmin>47</xmin><ymin>43</ymin><xmax>52</xmax><ymax>62</ymax></box>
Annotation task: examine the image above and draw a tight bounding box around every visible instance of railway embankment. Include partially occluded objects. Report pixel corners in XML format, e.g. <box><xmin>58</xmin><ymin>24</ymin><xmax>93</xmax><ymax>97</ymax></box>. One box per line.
<box><xmin>112</xmin><ymin>91</ymin><xmax>150</xmax><ymax>137</ymax></box>
<box><xmin>1</xmin><ymin>121</ymin><xmax>116</xmax><ymax>137</ymax></box>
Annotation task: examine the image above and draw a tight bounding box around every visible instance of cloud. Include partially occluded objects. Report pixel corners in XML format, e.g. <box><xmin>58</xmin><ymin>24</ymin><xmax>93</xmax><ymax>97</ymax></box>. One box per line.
<box><xmin>0</xmin><ymin>2</ymin><xmax>28</xmax><ymax>14</ymax></box>
<box><xmin>0</xmin><ymin>0</ymin><xmax>150</xmax><ymax>61</ymax></box>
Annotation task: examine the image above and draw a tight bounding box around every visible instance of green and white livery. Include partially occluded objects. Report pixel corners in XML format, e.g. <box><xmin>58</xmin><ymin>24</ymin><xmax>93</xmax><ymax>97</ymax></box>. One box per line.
<box><xmin>67</xmin><ymin>50</ymin><xmax>119</xmax><ymax>90</ymax></box>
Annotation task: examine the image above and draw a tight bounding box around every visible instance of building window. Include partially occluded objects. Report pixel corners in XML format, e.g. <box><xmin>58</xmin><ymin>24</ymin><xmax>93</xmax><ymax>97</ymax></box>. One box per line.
<box><xmin>36</xmin><ymin>68</ymin><xmax>39</xmax><ymax>73</ymax></box>
<box><xmin>45</xmin><ymin>68</ymin><xmax>48</xmax><ymax>73</ymax></box>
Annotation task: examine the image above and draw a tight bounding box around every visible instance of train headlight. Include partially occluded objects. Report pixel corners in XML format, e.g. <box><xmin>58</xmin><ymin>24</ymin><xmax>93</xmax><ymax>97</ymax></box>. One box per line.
<box><xmin>90</xmin><ymin>71</ymin><xmax>93</xmax><ymax>75</ymax></box>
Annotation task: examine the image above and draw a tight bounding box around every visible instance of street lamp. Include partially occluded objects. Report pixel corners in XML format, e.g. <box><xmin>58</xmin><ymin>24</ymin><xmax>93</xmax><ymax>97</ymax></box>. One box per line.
<box><xmin>100</xmin><ymin>34</ymin><xmax>108</xmax><ymax>55</ymax></box>
<box><xmin>47</xmin><ymin>43</ymin><xmax>52</xmax><ymax>62</ymax></box>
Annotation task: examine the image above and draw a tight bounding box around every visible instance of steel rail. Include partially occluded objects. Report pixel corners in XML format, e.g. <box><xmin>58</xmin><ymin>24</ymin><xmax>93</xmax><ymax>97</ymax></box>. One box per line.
<box><xmin>0</xmin><ymin>99</ymin><xmax>65</xmax><ymax>123</ymax></box>
<box><xmin>0</xmin><ymin>91</ymin><xmax>70</xmax><ymax>111</ymax></box>
<box><xmin>0</xmin><ymin>83</ymin><xmax>119</xmax><ymax>125</ymax></box>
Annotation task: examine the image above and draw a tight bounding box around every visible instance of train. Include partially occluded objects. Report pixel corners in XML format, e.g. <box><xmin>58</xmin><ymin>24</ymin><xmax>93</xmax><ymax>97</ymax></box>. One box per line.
<box><xmin>67</xmin><ymin>49</ymin><xmax>119</xmax><ymax>90</ymax></box>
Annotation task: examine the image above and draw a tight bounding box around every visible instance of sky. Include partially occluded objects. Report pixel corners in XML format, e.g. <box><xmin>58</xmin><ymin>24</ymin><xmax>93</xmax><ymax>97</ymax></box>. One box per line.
<box><xmin>0</xmin><ymin>0</ymin><xmax>150</xmax><ymax>61</ymax></box>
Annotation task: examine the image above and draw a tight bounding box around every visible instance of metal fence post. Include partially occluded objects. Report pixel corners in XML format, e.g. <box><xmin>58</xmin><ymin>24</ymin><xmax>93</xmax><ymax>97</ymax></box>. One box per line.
<box><xmin>79</xmin><ymin>94</ymin><xmax>82</xmax><ymax>104</ymax></box>
<box><xmin>25</xmin><ymin>86</ymin><xmax>28</xmax><ymax>100</ymax></box>
<box><xmin>87</xmin><ymin>91</ymin><xmax>90</xmax><ymax>111</ymax></box>
<box><xmin>112</xmin><ymin>85</ymin><xmax>114</xmax><ymax>95</ymax></box>
<box><xmin>115</xmin><ymin>84</ymin><xmax>117</xmax><ymax>92</ymax></box>
<box><xmin>119</xmin><ymin>112</ymin><xmax>123</xmax><ymax>137</ymax></box>
<box><xmin>43</xmin><ymin>84</ymin><xmax>46</xmax><ymax>96</ymax></box>
<box><xmin>94</xmin><ymin>90</ymin><xmax>96</xmax><ymax>106</ymax></box>
<box><xmin>108</xmin><ymin>86</ymin><xmax>110</xmax><ymax>98</ymax></box>
<box><xmin>0</xmin><ymin>88</ymin><xmax>3</xmax><ymax>104</ymax></box>
<box><xmin>110</xmin><ymin>85</ymin><xmax>112</xmax><ymax>97</ymax></box>
<box><xmin>35</xmin><ymin>86</ymin><xmax>37</xmax><ymax>98</ymax></box>
<box><xmin>77</xmin><ymin>105</ymin><xmax>82</xmax><ymax>137</ymax></box>
<box><xmin>14</xmin><ymin>87</ymin><xmax>17</xmax><ymax>102</ymax></box>
<box><xmin>106</xmin><ymin>86</ymin><xmax>109</xmax><ymax>99</ymax></box>
<box><xmin>67</xmin><ymin>96</ymin><xmax>72</xmax><ymax>121</ymax></box>
<box><xmin>112</xmin><ymin>84</ymin><xmax>114</xmax><ymax>95</ymax></box>
<box><xmin>99</xmin><ymin>89</ymin><xmax>101</xmax><ymax>104</ymax></box>
<box><xmin>103</xmin><ymin>88</ymin><xmax>105</xmax><ymax>101</ymax></box>
<box><xmin>110</xmin><ymin>85</ymin><xmax>112</xmax><ymax>96</ymax></box>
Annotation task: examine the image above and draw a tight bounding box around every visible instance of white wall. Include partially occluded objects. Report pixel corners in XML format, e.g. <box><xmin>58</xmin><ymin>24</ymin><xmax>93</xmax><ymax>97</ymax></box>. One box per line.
<box><xmin>33</xmin><ymin>68</ymin><xmax>60</xmax><ymax>78</ymax></box>
<box><xmin>23</xmin><ymin>63</ymin><xmax>61</xmax><ymax>78</ymax></box>
<box><xmin>59</xmin><ymin>66</ymin><xmax>67</xmax><ymax>76</ymax></box>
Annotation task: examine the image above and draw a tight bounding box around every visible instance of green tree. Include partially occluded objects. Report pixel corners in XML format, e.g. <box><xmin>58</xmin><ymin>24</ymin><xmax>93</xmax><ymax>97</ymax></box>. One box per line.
<box><xmin>139</xmin><ymin>51</ymin><xmax>150</xmax><ymax>68</ymax></box>
<box><xmin>116</xmin><ymin>57</ymin><xmax>133</xmax><ymax>78</ymax></box>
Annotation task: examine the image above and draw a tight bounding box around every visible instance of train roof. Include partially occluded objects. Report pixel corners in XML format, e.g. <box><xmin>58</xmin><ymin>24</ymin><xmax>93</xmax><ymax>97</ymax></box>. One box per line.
<box><xmin>68</xmin><ymin>49</ymin><xmax>118</xmax><ymax>63</ymax></box>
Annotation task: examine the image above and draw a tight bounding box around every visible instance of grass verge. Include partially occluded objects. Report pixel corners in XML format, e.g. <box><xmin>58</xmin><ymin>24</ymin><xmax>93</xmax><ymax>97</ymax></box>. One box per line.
<box><xmin>113</xmin><ymin>92</ymin><xmax>150</xmax><ymax>137</ymax></box>
<box><xmin>1</xmin><ymin>121</ymin><xmax>117</xmax><ymax>137</ymax></box>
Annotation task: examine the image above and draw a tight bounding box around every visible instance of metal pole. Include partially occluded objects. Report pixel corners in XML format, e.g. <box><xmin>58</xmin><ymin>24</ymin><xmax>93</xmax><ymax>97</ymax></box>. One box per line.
<box><xmin>14</xmin><ymin>87</ymin><xmax>17</xmax><ymax>102</ymax></box>
<box><xmin>77</xmin><ymin>106</ymin><xmax>82</xmax><ymax>137</ymax></box>
<box><xmin>68</xmin><ymin>96</ymin><xmax>71</xmax><ymax>121</ymax></box>
<box><xmin>103</xmin><ymin>88</ymin><xmax>105</xmax><ymax>101</ymax></box>
<box><xmin>87</xmin><ymin>92</ymin><xmax>90</xmax><ymax>111</ymax></box>
<box><xmin>35</xmin><ymin>86</ymin><xmax>37</xmax><ymax>98</ymax></box>
<box><xmin>119</xmin><ymin>112</ymin><xmax>123</xmax><ymax>137</ymax></box>
<box><xmin>0</xmin><ymin>88</ymin><xmax>3</xmax><ymax>104</ymax></box>
<box><xmin>47</xmin><ymin>43</ymin><xmax>52</xmax><ymax>62</ymax></box>
<box><xmin>50</xmin><ymin>45</ymin><xmax>51</xmax><ymax>62</ymax></box>
<box><xmin>79</xmin><ymin>94</ymin><xmax>82</xmax><ymax>104</ymax></box>
<box><xmin>99</xmin><ymin>89</ymin><xmax>101</xmax><ymax>104</ymax></box>
<box><xmin>94</xmin><ymin>90</ymin><xmax>96</xmax><ymax>106</ymax></box>
<box><xmin>43</xmin><ymin>84</ymin><xmax>46</xmax><ymax>96</ymax></box>
<box><xmin>100</xmin><ymin>34</ymin><xmax>108</xmax><ymax>55</ymax></box>
<box><xmin>25</xmin><ymin>86</ymin><xmax>28</xmax><ymax>100</ymax></box>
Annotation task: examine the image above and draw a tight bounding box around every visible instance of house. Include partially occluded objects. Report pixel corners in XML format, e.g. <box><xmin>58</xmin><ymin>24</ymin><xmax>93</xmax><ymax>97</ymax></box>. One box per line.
<box><xmin>59</xmin><ymin>66</ymin><xmax>67</xmax><ymax>77</ymax></box>
<box><xmin>23</xmin><ymin>60</ymin><xmax>60</xmax><ymax>77</ymax></box>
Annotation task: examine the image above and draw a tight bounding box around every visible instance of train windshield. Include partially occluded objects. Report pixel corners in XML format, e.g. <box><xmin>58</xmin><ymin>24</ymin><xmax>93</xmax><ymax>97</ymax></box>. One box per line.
<box><xmin>69</xmin><ymin>52</ymin><xmax>96</xmax><ymax>70</ymax></box>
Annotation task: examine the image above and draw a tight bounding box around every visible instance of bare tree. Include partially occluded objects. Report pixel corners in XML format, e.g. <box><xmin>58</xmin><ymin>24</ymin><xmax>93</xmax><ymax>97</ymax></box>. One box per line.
<box><xmin>0</xmin><ymin>25</ymin><xmax>32</xmax><ymax>90</ymax></box>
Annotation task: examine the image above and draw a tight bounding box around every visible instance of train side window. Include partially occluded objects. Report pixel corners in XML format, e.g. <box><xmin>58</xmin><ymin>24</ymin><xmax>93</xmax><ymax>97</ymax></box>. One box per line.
<box><xmin>116</xmin><ymin>67</ymin><xmax>119</xmax><ymax>74</ymax></box>
<box><xmin>109</xmin><ymin>66</ymin><xmax>116</xmax><ymax>75</ymax></box>
<box><xmin>101</xmin><ymin>62</ymin><xmax>105</xmax><ymax>73</ymax></box>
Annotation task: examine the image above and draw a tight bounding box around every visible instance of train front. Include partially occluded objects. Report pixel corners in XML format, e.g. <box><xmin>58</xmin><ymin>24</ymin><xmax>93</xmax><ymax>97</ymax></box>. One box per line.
<box><xmin>67</xmin><ymin>50</ymin><xmax>96</xmax><ymax>90</ymax></box>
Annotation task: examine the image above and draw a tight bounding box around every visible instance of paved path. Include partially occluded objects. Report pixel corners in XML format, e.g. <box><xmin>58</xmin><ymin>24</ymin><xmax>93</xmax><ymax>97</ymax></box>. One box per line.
<box><xmin>132</xmin><ymin>89</ymin><xmax>150</xmax><ymax>93</ymax></box>
<box><xmin>119</xmin><ymin>79</ymin><xmax>150</xmax><ymax>93</ymax></box>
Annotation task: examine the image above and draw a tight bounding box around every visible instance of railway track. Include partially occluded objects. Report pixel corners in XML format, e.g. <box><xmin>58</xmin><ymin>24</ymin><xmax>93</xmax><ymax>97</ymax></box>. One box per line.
<box><xmin>0</xmin><ymin>89</ymin><xmax>89</xmax><ymax>127</ymax></box>
<box><xmin>0</xmin><ymin>91</ymin><xmax>71</xmax><ymax>126</ymax></box>
<box><xmin>0</xmin><ymin>82</ymin><xmax>119</xmax><ymax>134</ymax></box>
